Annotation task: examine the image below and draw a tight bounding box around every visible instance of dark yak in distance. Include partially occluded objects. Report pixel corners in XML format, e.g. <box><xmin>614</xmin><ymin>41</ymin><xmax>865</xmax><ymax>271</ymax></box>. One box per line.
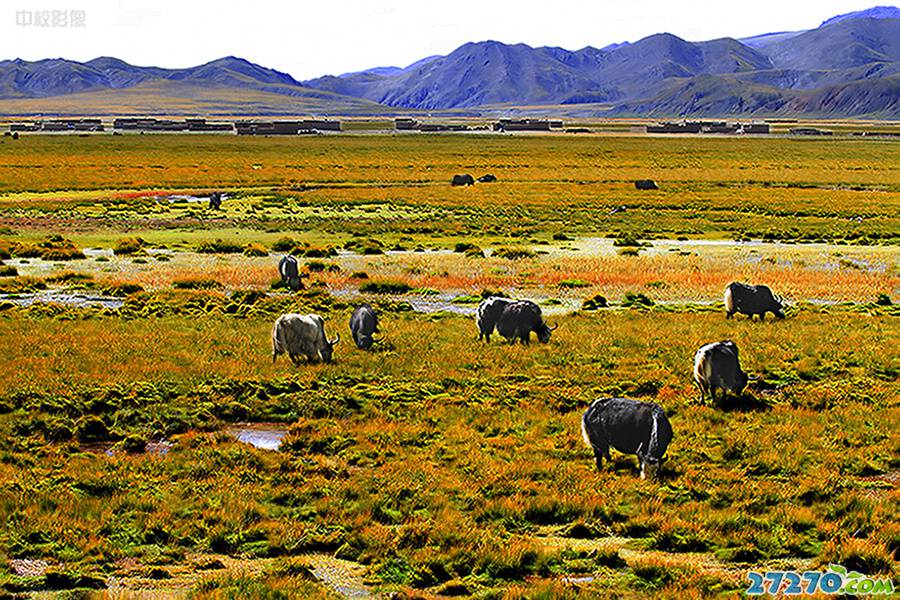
<box><xmin>349</xmin><ymin>303</ymin><xmax>380</xmax><ymax>350</ymax></box>
<box><xmin>496</xmin><ymin>300</ymin><xmax>557</xmax><ymax>344</ymax></box>
<box><xmin>451</xmin><ymin>174</ymin><xmax>475</xmax><ymax>186</ymax></box>
<box><xmin>724</xmin><ymin>282</ymin><xmax>785</xmax><ymax>320</ymax></box>
<box><xmin>634</xmin><ymin>179</ymin><xmax>659</xmax><ymax>190</ymax></box>
<box><xmin>477</xmin><ymin>174</ymin><xmax>497</xmax><ymax>183</ymax></box>
<box><xmin>278</xmin><ymin>255</ymin><xmax>302</xmax><ymax>291</ymax></box>
<box><xmin>581</xmin><ymin>397</ymin><xmax>673</xmax><ymax>480</ymax></box>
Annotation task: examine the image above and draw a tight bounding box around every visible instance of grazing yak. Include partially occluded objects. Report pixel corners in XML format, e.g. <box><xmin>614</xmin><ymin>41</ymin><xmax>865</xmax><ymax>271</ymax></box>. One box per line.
<box><xmin>278</xmin><ymin>255</ymin><xmax>302</xmax><ymax>291</ymax></box>
<box><xmin>451</xmin><ymin>174</ymin><xmax>475</xmax><ymax>186</ymax></box>
<box><xmin>496</xmin><ymin>300</ymin><xmax>557</xmax><ymax>344</ymax></box>
<box><xmin>581</xmin><ymin>397</ymin><xmax>672</xmax><ymax>480</ymax></box>
<box><xmin>693</xmin><ymin>340</ymin><xmax>748</xmax><ymax>403</ymax></box>
<box><xmin>477</xmin><ymin>174</ymin><xmax>497</xmax><ymax>183</ymax></box>
<box><xmin>208</xmin><ymin>191</ymin><xmax>222</xmax><ymax>210</ymax></box>
<box><xmin>349</xmin><ymin>304</ymin><xmax>380</xmax><ymax>350</ymax></box>
<box><xmin>476</xmin><ymin>296</ymin><xmax>514</xmax><ymax>342</ymax></box>
<box><xmin>724</xmin><ymin>282</ymin><xmax>785</xmax><ymax>321</ymax></box>
<box><xmin>634</xmin><ymin>179</ymin><xmax>659</xmax><ymax>190</ymax></box>
<box><xmin>272</xmin><ymin>314</ymin><xmax>340</xmax><ymax>364</ymax></box>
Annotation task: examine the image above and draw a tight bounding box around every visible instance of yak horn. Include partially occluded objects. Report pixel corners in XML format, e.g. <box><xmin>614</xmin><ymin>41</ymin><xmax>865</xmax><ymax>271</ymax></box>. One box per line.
<box><xmin>636</xmin><ymin>442</ymin><xmax>645</xmax><ymax>457</ymax></box>
<box><xmin>548</xmin><ymin>322</ymin><xmax>560</xmax><ymax>331</ymax></box>
<box><xmin>330</xmin><ymin>333</ymin><xmax>341</xmax><ymax>345</ymax></box>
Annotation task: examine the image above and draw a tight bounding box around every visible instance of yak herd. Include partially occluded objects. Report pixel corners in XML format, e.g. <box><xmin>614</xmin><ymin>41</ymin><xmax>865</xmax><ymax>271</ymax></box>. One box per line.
<box><xmin>271</xmin><ymin>260</ymin><xmax>786</xmax><ymax>479</ymax></box>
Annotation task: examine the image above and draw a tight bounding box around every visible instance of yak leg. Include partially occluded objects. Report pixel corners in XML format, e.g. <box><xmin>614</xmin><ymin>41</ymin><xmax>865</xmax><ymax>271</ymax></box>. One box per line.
<box><xmin>725</xmin><ymin>310</ymin><xmax>733</xmax><ymax>319</ymax></box>
<box><xmin>592</xmin><ymin>445</ymin><xmax>609</xmax><ymax>471</ymax></box>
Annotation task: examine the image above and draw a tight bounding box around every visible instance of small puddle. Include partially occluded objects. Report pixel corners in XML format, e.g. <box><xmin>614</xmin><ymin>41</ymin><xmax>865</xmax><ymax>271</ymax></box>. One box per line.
<box><xmin>226</xmin><ymin>423</ymin><xmax>289</xmax><ymax>450</ymax></box>
<box><xmin>0</xmin><ymin>291</ymin><xmax>125</xmax><ymax>309</ymax></box>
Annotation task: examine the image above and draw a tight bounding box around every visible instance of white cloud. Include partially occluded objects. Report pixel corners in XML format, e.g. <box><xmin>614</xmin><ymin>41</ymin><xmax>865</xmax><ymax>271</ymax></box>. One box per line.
<box><xmin>2</xmin><ymin>0</ymin><xmax>886</xmax><ymax>79</ymax></box>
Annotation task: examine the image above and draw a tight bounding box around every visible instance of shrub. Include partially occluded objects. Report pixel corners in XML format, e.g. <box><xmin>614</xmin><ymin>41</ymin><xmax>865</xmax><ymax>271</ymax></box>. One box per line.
<box><xmin>360</xmin><ymin>280</ymin><xmax>411</xmax><ymax>294</ymax></box>
<box><xmin>16</xmin><ymin>237</ymin><xmax>86</xmax><ymax>261</ymax></box>
<box><xmin>582</xmin><ymin>294</ymin><xmax>608</xmax><ymax>310</ymax></box>
<box><xmin>0</xmin><ymin>242</ymin><xmax>11</xmax><ymax>260</ymax></box>
<box><xmin>243</xmin><ymin>243</ymin><xmax>268</xmax><ymax>257</ymax></box>
<box><xmin>306</xmin><ymin>261</ymin><xmax>326</xmax><ymax>272</ymax></box>
<box><xmin>345</xmin><ymin>239</ymin><xmax>383</xmax><ymax>255</ymax></box>
<box><xmin>623</xmin><ymin>292</ymin><xmax>654</xmax><ymax>308</ymax></box>
<box><xmin>465</xmin><ymin>247</ymin><xmax>485</xmax><ymax>258</ymax></box>
<box><xmin>195</xmin><ymin>239</ymin><xmax>243</xmax><ymax>254</ymax></box>
<box><xmin>302</xmin><ymin>246</ymin><xmax>337</xmax><ymax>258</ymax></box>
<box><xmin>349</xmin><ymin>271</ymin><xmax>369</xmax><ymax>280</ymax></box>
<box><xmin>493</xmin><ymin>246</ymin><xmax>536</xmax><ymax>260</ymax></box>
<box><xmin>613</xmin><ymin>235</ymin><xmax>644</xmax><ymax>247</ymax></box>
<box><xmin>552</xmin><ymin>232</ymin><xmax>572</xmax><ymax>241</ymax></box>
<box><xmin>173</xmin><ymin>277</ymin><xmax>222</xmax><ymax>290</ymax></box>
<box><xmin>113</xmin><ymin>237</ymin><xmax>144</xmax><ymax>255</ymax></box>
<box><xmin>75</xmin><ymin>416</ymin><xmax>111</xmax><ymax>442</ymax></box>
<box><xmin>103</xmin><ymin>282</ymin><xmax>144</xmax><ymax>296</ymax></box>
<box><xmin>271</xmin><ymin>236</ymin><xmax>297</xmax><ymax>252</ymax></box>
<box><xmin>46</xmin><ymin>271</ymin><xmax>93</xmax><ymax>283</ymax></box>
<box><xmin>819</xmin><ymin>539</ymin><xmax>896</xmax><ymax>576</ymax></box>
<box><xmin>454</xmin><ymin>242</ymin><xmax>478</xmax><ymax>253</ymax></box>
<box><xmin>559</xmin><ymin>279</ymin><xmax>590</xmax><ymax>288</ymax></box>
<box><xmin>11</xmin><ymin>242</ymin><xmax>41</xmax><ymax>258</ymax></box>
<box><xmin>618</xmin><ymin>247</ymin><xmax>641</xmax><ymax>256</ymax></box>
<box><xmin>116</xmin><ymin>434</ymin><xmax>147</xmax><ymax>453</ymax></box>
<box><xmin>0</xmin><ymin>276</ymin><xmax>46</xmax><ymax>293</ymax></box>
<box><xmin>875</xmin><ymin>293</ymin><xmax>892</xmax><ymax>306</ymax></box>
<box><xmin>0</xmin><ymin>265</ymin><xmax>17</xmax><ymax>277</ymax></box>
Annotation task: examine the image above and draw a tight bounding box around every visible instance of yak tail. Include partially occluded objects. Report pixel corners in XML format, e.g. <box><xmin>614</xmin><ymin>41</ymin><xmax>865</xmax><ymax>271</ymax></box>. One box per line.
<box><xmin>271</xmin><ymin>319</ymin><xmax>285</xmax><ymax>361</ymax></box>
<box><xmin>723</xmin><ymin>286</ymin><xmax>734</xmax><ymax>313</ymax></box>
<box><xmin>581</xmin><ymin>413</ymin><xmax>592</xmax><ymax>447</ymax></box>
<box><xmin>581</xmin><ymin>402</ymin><xmax>601</xmax><ymax>449</ymax></box>
<box><xmin>647</xmin><ymin>408</ymin><xmax>660</xmax><ymax>457</ymax></box>
<box><xmin>693</xmin><ymin>349</ymin><xmax>709</xmax><ymax>386</ymax></box>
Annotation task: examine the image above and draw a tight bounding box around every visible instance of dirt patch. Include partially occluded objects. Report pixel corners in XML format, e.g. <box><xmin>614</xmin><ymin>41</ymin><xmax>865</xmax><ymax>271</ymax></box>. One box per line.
<box><xmin>300</xmin><ymin>553</ymin><xmax>374</xmax><ymax>598</ymax></box>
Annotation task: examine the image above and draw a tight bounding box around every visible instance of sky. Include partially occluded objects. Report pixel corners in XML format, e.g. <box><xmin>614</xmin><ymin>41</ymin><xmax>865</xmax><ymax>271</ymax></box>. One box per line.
<box><xmin>4</xmin><ymin>0</ymin><xmax>890</xmax><ymax>80</ymax></box>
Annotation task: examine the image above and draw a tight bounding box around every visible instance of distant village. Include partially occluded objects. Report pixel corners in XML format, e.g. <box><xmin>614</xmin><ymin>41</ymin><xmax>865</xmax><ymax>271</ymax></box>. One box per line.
<box><xmin>3</xmin><ymin>117</ymin><xmax>868</xmax><ymax>138</ymax></box>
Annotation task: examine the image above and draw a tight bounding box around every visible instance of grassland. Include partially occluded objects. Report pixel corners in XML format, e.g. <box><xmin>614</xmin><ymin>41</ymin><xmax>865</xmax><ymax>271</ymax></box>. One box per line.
<box><xmin>0</xmin><ymin>132</ymin><xmax>897</xmax><ymax>597</ymax></box>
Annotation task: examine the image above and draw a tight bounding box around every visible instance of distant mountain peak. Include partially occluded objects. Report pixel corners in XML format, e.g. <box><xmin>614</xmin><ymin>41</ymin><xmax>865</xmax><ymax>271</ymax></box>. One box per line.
<box><xmin>820</xmin><ymin>5</ymin><xmax>900</xmax><ymax>27</ymax></box>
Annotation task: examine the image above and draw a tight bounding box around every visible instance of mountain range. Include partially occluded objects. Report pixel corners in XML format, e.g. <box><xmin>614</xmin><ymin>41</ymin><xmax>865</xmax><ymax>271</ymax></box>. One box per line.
<box><xmin>2</xmin><ymin>6</ymin><xmax>899</xmax><ymax>117</ymax></box>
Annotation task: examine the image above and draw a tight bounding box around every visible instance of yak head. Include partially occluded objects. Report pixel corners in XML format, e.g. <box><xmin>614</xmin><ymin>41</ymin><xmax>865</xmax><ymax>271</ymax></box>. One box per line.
<box><xmin>636</xmin><ymin>443</ymin><xmax>667</xmax><ymax>480</ymax></box>
<box><xmin>354</xmin><ymin>332</ymin><xmax>382</xmax><ymax>350</ymax></box>
<box><xmin>773</xmin><ymin>296</ymin><xmax>786</xmax><ymax>319</ymax></box>
<box><xmin>536</xmin><ymin>322</ymin><xmax>559</xmax><ymax>344</ymax></box>
<box><xmin>320</xmin><ymin>333</ymin><xmax>341</xmax><ymax>362</ymax></box>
